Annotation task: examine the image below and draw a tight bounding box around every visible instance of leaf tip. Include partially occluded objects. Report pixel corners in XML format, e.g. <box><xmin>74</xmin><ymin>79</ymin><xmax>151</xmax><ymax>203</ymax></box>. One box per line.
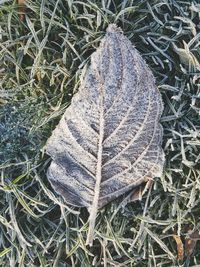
<box><xmin>106</xmin><ymin>24</ymin><xmax>123</xmax><ymax>34</ymax></box>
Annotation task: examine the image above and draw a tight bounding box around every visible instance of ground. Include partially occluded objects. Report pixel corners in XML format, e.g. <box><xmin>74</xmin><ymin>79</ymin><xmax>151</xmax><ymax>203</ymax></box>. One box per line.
<box><xmin>0</xmin><ymin>0</ymin><xmax>200</xmax><ymax>266</ymax></box>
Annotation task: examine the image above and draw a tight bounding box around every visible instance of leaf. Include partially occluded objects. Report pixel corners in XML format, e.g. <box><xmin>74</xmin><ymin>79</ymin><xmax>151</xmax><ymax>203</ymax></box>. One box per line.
<box><xmin>173</xmin><ymin>234</ymin><xmax>184</xmax><ymax>260</ymax></box>
<box><xmin>17</xmin><ymin>0</ymin><xmax>26</xmax><ymax>22</ymax></box>
<box><xmin>185</xmin><ymin>230</ymin><xmax>200</xmax><ymax>257</ymax></box>
<box><xmin>46</xmin><ymin>24</ymin><xmax>165</xmax><ymax>246</ymax></box>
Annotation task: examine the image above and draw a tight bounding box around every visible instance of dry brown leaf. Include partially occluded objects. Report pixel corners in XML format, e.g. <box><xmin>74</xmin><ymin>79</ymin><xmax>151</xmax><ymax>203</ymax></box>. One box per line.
<box><xmin>173</xmin><ymin>234</ymin><xmax>184</xmax><ymax>260</ymax></box>
<box><xmin>185</xmin><ymin>230</ymin><xmax>200</xmax><ymax>257</ymax></box>
<box><xmin>17</xmin><ymin>0</ymin><xmax>26</xmax><ymax>21</ymax></box>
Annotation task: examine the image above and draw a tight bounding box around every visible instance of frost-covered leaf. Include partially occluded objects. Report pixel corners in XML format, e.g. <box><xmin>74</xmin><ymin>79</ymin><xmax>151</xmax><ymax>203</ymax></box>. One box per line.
<box><xmin>46</xmin><ymin>24</ymin><xmax>165</xmax><ymax>245</ymax></box>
